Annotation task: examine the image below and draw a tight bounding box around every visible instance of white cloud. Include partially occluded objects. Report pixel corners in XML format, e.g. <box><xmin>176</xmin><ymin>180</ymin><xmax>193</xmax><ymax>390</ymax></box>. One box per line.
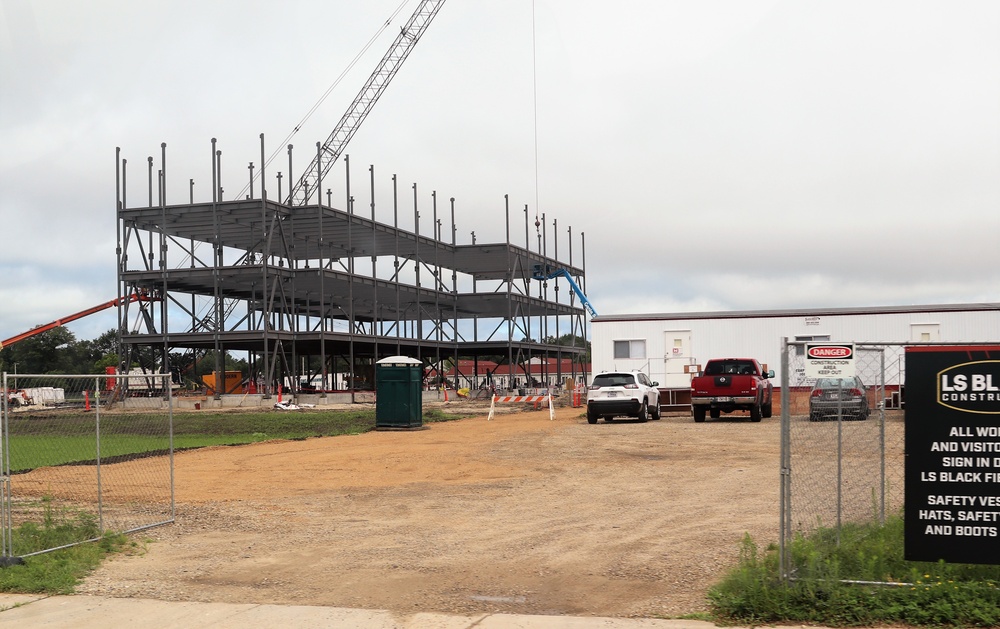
<box><xmin>1</xmin><ymin>0</ymin><xmax>997</xmax><ymax>341</ymax></box>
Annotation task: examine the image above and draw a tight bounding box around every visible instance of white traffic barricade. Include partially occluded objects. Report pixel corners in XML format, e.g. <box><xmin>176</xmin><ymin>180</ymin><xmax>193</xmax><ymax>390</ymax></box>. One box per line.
<box><xmin>487</xmin><ymin>391</ymin><xmax>554</xmax><ymax>421</ymax></box>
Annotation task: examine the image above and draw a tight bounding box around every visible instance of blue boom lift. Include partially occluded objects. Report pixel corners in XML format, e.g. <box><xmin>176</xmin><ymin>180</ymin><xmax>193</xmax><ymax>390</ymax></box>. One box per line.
<box><xmin>531</xmin><ymin>264</ymin><xmax>598</xmax><ymax>318</ymax></box>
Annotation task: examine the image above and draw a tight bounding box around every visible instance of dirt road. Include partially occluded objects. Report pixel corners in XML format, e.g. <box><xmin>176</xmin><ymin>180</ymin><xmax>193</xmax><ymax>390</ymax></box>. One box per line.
<box><xmin>76</xmin><ymin>404</ymin><xmax>781</xmax><ymax>618</ymax></box>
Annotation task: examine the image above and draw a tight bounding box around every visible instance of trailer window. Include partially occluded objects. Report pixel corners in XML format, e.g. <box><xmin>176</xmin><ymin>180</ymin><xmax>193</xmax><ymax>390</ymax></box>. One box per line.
<box><xmin>613</xmin><ymin>340</ymin><xmax>646</xmax><ymax>360</ymax></box>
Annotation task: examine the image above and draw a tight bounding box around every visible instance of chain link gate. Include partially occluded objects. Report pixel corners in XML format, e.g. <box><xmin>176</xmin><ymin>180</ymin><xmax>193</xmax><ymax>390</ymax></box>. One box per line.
<box><xmin>779</xmin><ymin>340</ymin><xmax>907</xmax><ymax>579</ymax></box>
<box><xmin>1</xmin><ymin>373</ymin><xmax>174</xmax><ymax>561</ymax></box>
<box><xmin>779</xmin><ymin>340</ymin><xmax>1000</xmax><ymax>580</ymax></box>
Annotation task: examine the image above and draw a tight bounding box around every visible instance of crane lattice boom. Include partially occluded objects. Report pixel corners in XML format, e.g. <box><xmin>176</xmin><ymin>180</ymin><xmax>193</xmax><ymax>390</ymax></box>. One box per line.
<box><xmin>287</xmin><ymin>0</ymin><xmax>447</xmax><ymax>206</ymax></box>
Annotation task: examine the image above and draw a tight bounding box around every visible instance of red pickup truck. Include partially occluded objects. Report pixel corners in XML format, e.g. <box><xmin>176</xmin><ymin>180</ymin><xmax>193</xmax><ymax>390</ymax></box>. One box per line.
<box><xmin>690</xmin><ymin>358</ymin><xmax>775</xmax><ymax>422</ymax></box>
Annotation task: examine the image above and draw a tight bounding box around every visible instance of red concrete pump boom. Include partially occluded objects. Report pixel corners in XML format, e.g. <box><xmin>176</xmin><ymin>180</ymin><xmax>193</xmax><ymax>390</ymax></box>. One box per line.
<box><xmin>0</xmin><ymin>293</ymin><xmax>153</xmax><ymax>350</ymax></box>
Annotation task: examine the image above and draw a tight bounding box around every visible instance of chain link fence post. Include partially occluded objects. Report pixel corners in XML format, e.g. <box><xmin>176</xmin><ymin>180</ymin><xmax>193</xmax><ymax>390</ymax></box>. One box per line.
<box><xmin>1</xmin><ymin>372</ymin><xmax>174</xmax><ymax>560</ymax></box>
<box><xmin>780</xmin><ymin>341</ymin><xmax>994</xmax><ymax>583</ymax></box>
<box><xmin>1</xmin><ymin>372</ymin><xmax>12</xmax><ymax>560</ymax></box>
<box><xmin>779</xmin><ymin>337</ymin><xmax>792</xmax><ymax>579</ymax></box>
<box><xmin>781</xmin><ymin>340</ymin><xmax>897</xmax><ymax>579</ymax></box>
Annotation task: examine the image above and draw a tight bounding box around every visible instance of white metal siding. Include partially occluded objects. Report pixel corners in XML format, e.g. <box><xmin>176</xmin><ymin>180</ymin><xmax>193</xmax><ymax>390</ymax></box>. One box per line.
<box><xmin>592</xmin><ymin>307</ymin><xmax>1000</xmax><ymax>386</ymax></box>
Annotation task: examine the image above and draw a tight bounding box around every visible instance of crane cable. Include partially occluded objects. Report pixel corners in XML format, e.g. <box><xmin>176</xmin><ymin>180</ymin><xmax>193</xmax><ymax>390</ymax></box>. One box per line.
<box><xmin>532</xmin><ymin>0</ymin><xmax>541</xmax><ymax>251</ymax></box>
<box><xmin>182</xmin><ymin>2</ymin><xmax>412</xmax><ymax>272</ymax></box>
<box><xmin>234</xmin><ymin>0</ymin><xmax>413</xmax><ymax>200</ymax></box>
<box><xmin>189</xmin><ymin>1</ymin><xmax>413</xmax><ymax>314</ymax></box>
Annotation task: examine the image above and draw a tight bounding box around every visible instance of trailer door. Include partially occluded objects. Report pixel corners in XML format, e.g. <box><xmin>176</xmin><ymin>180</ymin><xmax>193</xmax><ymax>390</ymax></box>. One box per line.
<box><xmin>662</xmin><ymin>330</ymin><xmax>693</xmax><ymax>388</ymax></box>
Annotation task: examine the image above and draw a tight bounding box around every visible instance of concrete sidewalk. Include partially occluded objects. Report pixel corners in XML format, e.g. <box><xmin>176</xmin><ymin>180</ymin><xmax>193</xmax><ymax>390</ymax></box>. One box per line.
<box><xmin>0</xmin><ymin>594</ymin><xmax>753</xmax><ymax>628</ymax></box>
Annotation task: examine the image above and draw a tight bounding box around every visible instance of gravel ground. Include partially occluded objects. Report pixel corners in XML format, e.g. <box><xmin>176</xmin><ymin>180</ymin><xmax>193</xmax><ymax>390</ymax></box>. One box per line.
<box><xmin>74</xmin><ymin>403</ymin><xmax>782</xmax><ymax>619</ymax></box>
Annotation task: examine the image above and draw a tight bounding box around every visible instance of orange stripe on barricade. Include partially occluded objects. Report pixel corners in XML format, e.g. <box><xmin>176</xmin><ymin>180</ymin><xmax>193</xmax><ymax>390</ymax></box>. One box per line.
<box><xmin>494</xmin><ymin>395</ymin><xmax>548</xmax><ymax>403</ymax></box>
<box><xmin>487</xmin><ymin>392</ymin><xmax>555</xmax><ymax>421</ymax></box>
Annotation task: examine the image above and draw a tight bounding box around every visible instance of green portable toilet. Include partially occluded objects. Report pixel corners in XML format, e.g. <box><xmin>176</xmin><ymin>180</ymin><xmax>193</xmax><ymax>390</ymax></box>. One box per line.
<box><xmin>375</xmin><ymin>356</ymin><xmax>424</xmax><ymax>429</ymax></box>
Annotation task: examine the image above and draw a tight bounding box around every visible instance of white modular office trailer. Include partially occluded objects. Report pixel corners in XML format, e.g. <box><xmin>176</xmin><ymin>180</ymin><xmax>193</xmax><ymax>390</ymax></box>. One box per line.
<box><xmin>591</xmin><ymin>303</ymin><xmax>1000</xmax><ymax>389</ymax></box>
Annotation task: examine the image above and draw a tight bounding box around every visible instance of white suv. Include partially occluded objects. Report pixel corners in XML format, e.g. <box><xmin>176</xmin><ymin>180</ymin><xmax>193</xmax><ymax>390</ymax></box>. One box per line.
<box><xmin>586</xmin><ymin>371</ymin><xmax>660</xmax><ymax>424</ymax></box>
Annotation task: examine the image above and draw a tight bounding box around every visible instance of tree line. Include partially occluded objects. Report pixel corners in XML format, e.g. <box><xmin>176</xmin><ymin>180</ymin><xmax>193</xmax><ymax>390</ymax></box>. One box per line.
<box><xmin>1</xmin><ymin>328</ymin><xmax>587</xmax><ymax>386</ymax></box>
<box><xmin>0</xmin><ymin>327</ymin><xmax>246</xmax><ymax>388</ymax></box>
<box><xmin>1</xmin><ymin>327</ymin><xmax>118</xmax><ymax>376</ymax></box>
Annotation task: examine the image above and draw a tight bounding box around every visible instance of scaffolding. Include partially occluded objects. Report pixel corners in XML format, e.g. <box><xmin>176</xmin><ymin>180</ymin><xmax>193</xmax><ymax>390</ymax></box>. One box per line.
<box><xmin>114</xmin><ymin>138</ymin><xmax>591</xmax><ymax>399</ymax></box>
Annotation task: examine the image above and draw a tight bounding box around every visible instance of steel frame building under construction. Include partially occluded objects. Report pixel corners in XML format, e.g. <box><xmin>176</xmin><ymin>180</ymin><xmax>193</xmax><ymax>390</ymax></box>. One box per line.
<box><xmin>114</xmin><ymin>139</ymin><xmax>591</xmax><ymax>398</ymax></box>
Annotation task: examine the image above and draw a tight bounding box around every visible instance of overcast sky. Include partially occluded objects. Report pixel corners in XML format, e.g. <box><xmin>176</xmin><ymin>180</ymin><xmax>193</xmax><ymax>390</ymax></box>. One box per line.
<box><xmin>1</xmin><ymin>0</ymin><xmax>998</xmax><ymax>343</ymax></box>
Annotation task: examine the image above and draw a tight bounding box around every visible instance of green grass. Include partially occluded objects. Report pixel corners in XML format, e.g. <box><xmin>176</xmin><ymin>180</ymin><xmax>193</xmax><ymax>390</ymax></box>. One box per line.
<box><xmin>0</xmin><ymin>406</ymin><xmax>471</xmax><ymax>595</ymax></box>
<box><xmin>0</xmin><ymin>498</ymin><xmax>135</xmax><ymax>594</ymax></box>
<box><xmin>9</xmin><ymin>409</ymin><xmax>997</xmax><ymax>624</ymax></box>
<box><xmin>5</xmin><ymin>406</ymin><xmax>470</xmax><ymax>472</ymax></box>
<box><xmin>709</xmin><ymin>515</ymin><xmax>1000</xmax><ymax>627</ymax></box>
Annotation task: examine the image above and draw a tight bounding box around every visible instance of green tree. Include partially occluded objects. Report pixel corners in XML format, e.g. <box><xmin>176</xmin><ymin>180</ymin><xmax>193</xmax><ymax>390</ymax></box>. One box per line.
<box><xmin>83</xmin><ymin>328</ymin><xmax>122</xmax><ymax>373</ymax></box>
<box><xmin>1</xmin><ymin>327</ymin><xmax>81</xmax><ymax>374</ymax></box>
<box><xmin>543</xmin><ymin>333</ymin><xmax>591</xmax><ymax>363</ymax></box>
<box><xmin>90</xmin><ymin>328</ymin><xmax>119</xmax><ymax>358</ymax></box>
<box><xmin>0</xmin><ymin>327</ymin><xmax>163</xmax><ymax>376</ymax></box>
<box><xmin>172</xmin><ymin>350</ymin><xmax>248</xmax><ymax>388</ymax></box>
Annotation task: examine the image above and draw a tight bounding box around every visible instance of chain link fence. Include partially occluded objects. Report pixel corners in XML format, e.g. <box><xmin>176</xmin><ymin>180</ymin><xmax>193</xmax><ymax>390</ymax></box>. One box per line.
<box><xmin>779</xmin><ymin>340</ymin><xmax>906</xmax><ymax>578</ymax></box>
<box><xmin>1</xmin><ymin>373</ymin><xmax>174</xmax><ymax>559</ymax></box>
<box><xmin>778</xmin><ymin>340</ymin><xmax>1000</xmax><ymax>579</ymax></box>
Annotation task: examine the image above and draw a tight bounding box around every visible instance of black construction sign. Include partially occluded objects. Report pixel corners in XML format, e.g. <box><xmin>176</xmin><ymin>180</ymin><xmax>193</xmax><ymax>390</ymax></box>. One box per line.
<box><xmin>905</xmin><ymin>346</ymin><xmax>1000</xmax><ymax>565</ymax></box>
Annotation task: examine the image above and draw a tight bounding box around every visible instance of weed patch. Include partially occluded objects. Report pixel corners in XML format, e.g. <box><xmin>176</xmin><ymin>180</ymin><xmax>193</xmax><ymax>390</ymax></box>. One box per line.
<box><xmin>709</xmin><ymin>516</ymin><xmax>1000</xmax><ymax>627</ymax></box>
<box><xmin>0</xmin><ymin>499</ymin><xmax>133</xmax><ymax>594</ymax></box>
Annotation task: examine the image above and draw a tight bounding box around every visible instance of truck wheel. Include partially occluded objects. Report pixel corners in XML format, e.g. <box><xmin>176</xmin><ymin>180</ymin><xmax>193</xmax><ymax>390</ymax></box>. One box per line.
<box><xmin>750</xmin><ymin>403</ymin><xmax>762</xmax><ymax>422</ymax></box>
<box><xmin>693</xmin><ymin>407</ymin><xmax>706</xmax><ymax>423</ymax></box>
<box><xmin>710</xmin><ymin>408</ymin><xmax>721</xmax><ymax>419</ymax></box>
<box><xmin>636</xmin><ymin>401</ymin><xmax>648</xmax><ymax>423</ymax></box>
<box><xmin>763</xmin><ymin>402</ymin><xmax>773</xmax><ymax>418</ymax></box>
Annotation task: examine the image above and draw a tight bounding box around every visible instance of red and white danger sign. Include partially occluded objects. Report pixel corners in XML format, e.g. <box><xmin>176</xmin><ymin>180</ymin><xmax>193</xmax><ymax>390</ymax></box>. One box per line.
<box><xmin>805</xmin><ymin>343</ymin><xmax>856</xmax><ymax>378</ymax></box>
